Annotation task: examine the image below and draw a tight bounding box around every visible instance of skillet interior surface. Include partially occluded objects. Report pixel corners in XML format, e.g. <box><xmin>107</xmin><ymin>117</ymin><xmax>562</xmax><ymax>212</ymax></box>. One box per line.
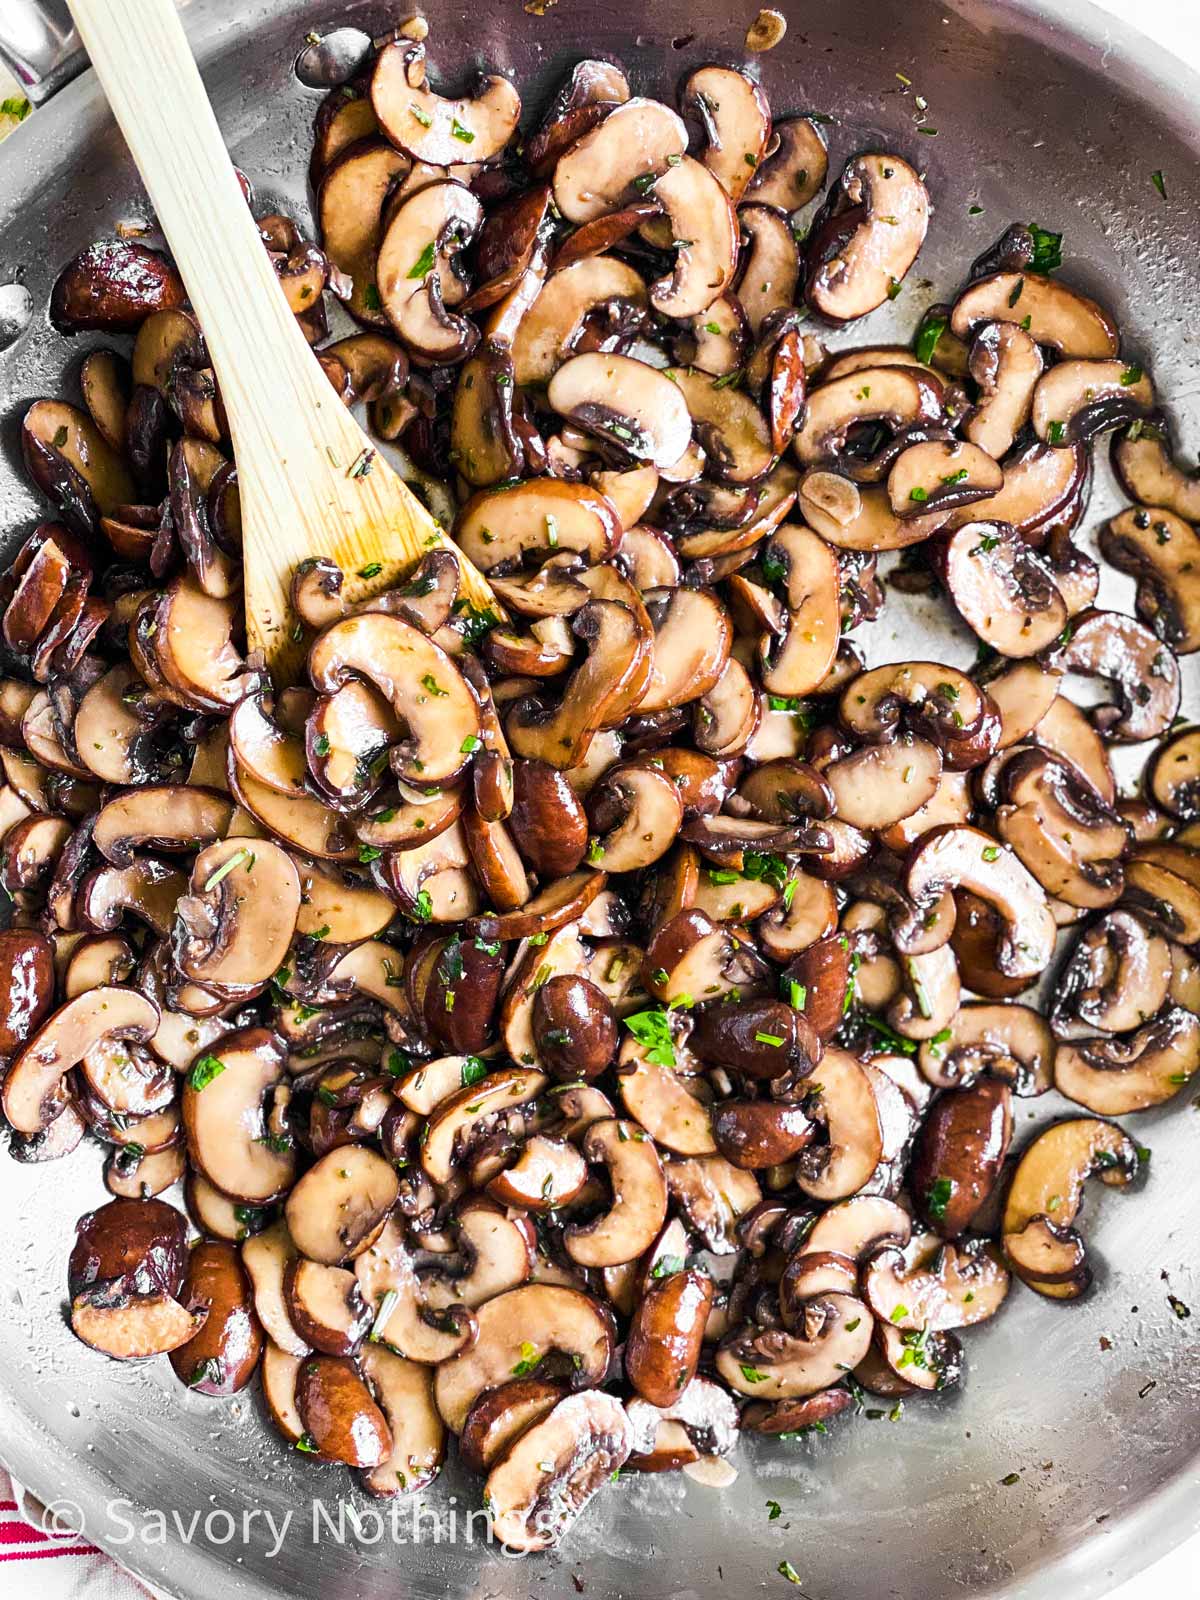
<box><xmin>0</xmin><ymin>2</ymin><xmax>1198</xmax><ymax>1597</ymax></box>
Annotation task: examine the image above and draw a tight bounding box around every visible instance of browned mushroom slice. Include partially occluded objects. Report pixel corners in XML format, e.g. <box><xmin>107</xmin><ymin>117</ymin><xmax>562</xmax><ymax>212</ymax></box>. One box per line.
<box><xmin>804</xmin><ymin>154</ymin><xmax>929</xmax><ymax>321</ymax></box>
<box><xmin>693</xmin><ymin>656</ymin><xmax>759</xmax><ymax>756</ymax></box>
<box><xmin>664</xmin><ymin>366</ymin><xmax>774</xmax><ymax>485</ymax></box>
<box><xmin>736</xmin><ymin>206</ymin><xmax>802</xmax><ymax>338</ymax></box>
<box><xmin>524</xmin><ymin>57</ymin><xmax>630</xmax><ymax>176</ymax></box>
<box><xmin>1049</xmin><ymin>608</ymin><xmax>1180</xmax><ymax>742</ymax></box>
<box><xmin>316</xmin><ymin>139</ymin><xmax>410</xmax><ymax>327</ymax></box>
<box><xmin>51</xmin><ymin>239</ymin><xmax>186</xmax><ymax>333</ymax></box>
<box><xmin>947</xmin><ymin>437</ymin><xmax>1089</xmax><ymax>543</ymax></box>
<box><xmin>485</xmin><ymin>1135</ymin><xmax>587</xmax><ymax>1213</ymax></box>
<box><xmin>678</xmin><ymin>294</ymin><xmax>750</xmax><ymax>380</ymax></box>
<box><xmin>376</xmin><ymin>816</ymin><xmax>480</xmax><ymax>923</ymax></box>
<box><xmin>908</xmin><ymin>1076</ymin><xmax>1013</xmax><ymax>1236</ymax></box>
<box><xmin>143</xmin><ymin>574</ymin><xmax>258</xmax><ymax>714</ymax></box>
<box><xmin>717</xmin><ymin>1293</ymin><xmax>873</xmax><ymax>1397</ymax></box>
<box><xmin>1100</xmin><ymin>507</ymin><xmax>1200</xmax><ymax>656</ymax></box>
<box><xmin>643</xmin><ymin>907</ymin><xmax>770</xmax><ymax>1007</ymax></box>
<box><xmin>918</xmin><ymin>1002</ymin><xmax>1054</xmax><ymax>1096</ymax></box>
<box><xmin>417</xmin><ymin>1064</ymin><xmax>545</xmax><ymax>1185</ymax></box>
<box><xmin>940</xmin><ymin>521</ymin><xmax>1067</xmax><ymax>657</ymax></box>
<box><xmin>174</xmin><ymin>840</ymin><xmax>299</xmax><ymax>991</ymax></box>
<box><xmin>1032</xmin><ymin>693</ymin><xmax>1115</xmax><ymax>804</ymax></box>
<box><xmin>1055</xmin><ymin>1004</ymin><xmax>1200</xmax><ymax>1113</ymax></box>
<box><xmin>459</xmin><ymin>1378</ymin><xmax>565</xmax><ymax>1474</ymax></box>
<box><xmin>506</xmin><ymin>600</ymin><xmax>649</xmax><ymax>770</ymax></box>
<box><xmin>71</xmin><ymin>1285</ymin><xmax>203</xmax><ymax>1361</ymax></box>
<box><xmin>638</xmin><ymin>586</ymin><xmax>732</xmax><ymax>713</ymax></box>
<box><xmin>512</xmin><ymin>256</ymin><xmax>648</xmax><ymax>387</ymax></box>
<box><xmin>789</xmin><ymin>1047</ymin><xmax>883</xmax><ymax>1201</ymax></box>
<box><xmin>455</xmin><ymin>478</ymin><xmax>621</xmax><ymax>572</ymax></box>
<box><xmin>483</xmin><ymin>1388</ymin><xmax>630</xmax><ymax>1552</ymax></box>
<box><xmin>371</xmin><ymin>40</ymin><xmax>520</xmax><ymax>164</ymax></box>
<box><xmin>306</xmin><ymin>680</ymin><xmax>399</xmax><ymax>809</ymax></box>
<box><xmin>90</xmin><ymin>785</ymin><xmax>232</xmax><ymax>867</ymax></box>
<box><xmin>354</xmin><ymin>1217</ymin><xmax>474</xmax><ymax>1362</ymax></box>
<box><xmin>838</xmin><ymin>661</ymin><xmax>996</xmax><ymax>767</ymax></box>
<box><xmin>1123</xmin><ymin>844</ymin><xmax>1200</xmax><ymax>943</ymax></box>
<box><xmin>888</xmin><ymin>440</ymin><xmax>1003</xmax><ymax>519</ymax></box>
<box><xmin>863</xmin><ymin>1236</ymin><xmax>1010</xmax><ymax>1330</ymax></box>
<box><xmin>563</xmin><ymin>1117</ymin><xmax>667</xmax><ymax>1267</ymax></box>
<box><xmin>979</xmin><ymin>659</ymin><xmax>1062</xmax><ymax>750</ymax></box>
<box><xmin>797</xmin><ymin>474</ymin><xmax>941</xmax><ymax>552</ymax></box>
<box><xmin>548</xmin><ymin>353</ymin><xmax>693</xmax><ymax>470</ymax></box>
<box><xmin>951</xmin><ymin>273</ymin><xmax>1119</xmax><ymax>357</ymax></box>
<box><xmin>179</xmin><ymin>1026</ymin><xmax>293</xmax><ymax>1201</ymax></box>
<box><xmin>747</xmin><ymin>116</ymin><xmax>828</xmax><ymax>211</ymax></box>
<box><xmin>281</xmin><ymin>1144</ymin><xmax>399</xmax><ymax>1268</ymax></box>
<box><xmin>1001</xmin><ymin>1118</ymin><xmax>1141</xmax><ymax>1296</ymax></box>
<box><xmin>1032</xmin><ymin>358</ymin><xmax>1153</xmax><ymax>446</ymax></box>
<box><xmin>995</xmin><ymin>749</ymin><xmax>1126</xmax><ymax>909</ymax></box>
<box><xmin>434</xmin><ymin>1282</ymin><xmax>613</xmax><ymax>1432</ymax></box>
<box><xmin>753</xmin><ymin>524</ymin><xmax>840</xmax><ymax>697</ymax></box>
<box><xmin>819</xmin><ymin>736</ymin><xmax>942</xmax><ymax>830</ymax></box>
<box><xmin>3</xmin><ymin>986</ymin><xmax>159</xmax><ymax>1134</ymax></box>
<box><xmin>1147</xmin><ymin>724</ymin><xmax>1200</xmax><ymax>819</ymax></box>
<box><xmin>645</xmin><ymin>157</ymin><xmax>738</xmax><ymax>320</ymax></box>
<box><xmin>228</xmin><ymin>758</ymin><xmax>356</xmax><ymax>862</ymax></box>
<box><xmin>23</xmin><ymin>399</ymin><xmax>137</xmax><ymax>526</ymax></box>
<box><xmin>794</xmin><ymin>366</ymin><xmax>943</xmax><ymax>470</ymax></box>
<box><xmin>1112</xmin><ymin>419</ymin><xmax>1200</xmax><ymax>523</ymax></box>
<box><xmin>552</xmin><ymin>98</ymin><xmax>688</xmax><ymax>222</ymax></box>
<box><xmin>228</xmin><ymin>692</ymin><xmax>311</xmax><ymax>796</ymax></box>
<box><xmin>584</xmin><ymin>762</ymin><xmax>684</xmax><ymax>874</ymax></box>
<box><xmin>355</xmin><ymin>1342</ymin><xmax>445</xmax><ymax>1497</ymax></box>
<box><xmin>309</xmin><ymin>612</ymin><xmax>480</xmax><ymax>785</ymax></box>
<box><xmin>1049</xmin><ymin>911</ymin><xmax>1170</xmax><ymax>1043</ymax></box>
<box><xmin>375</xmin><ymin>180</ymin><xmax>483</xmax><ymax>362</ymax></box>
<box><xmin>295</xmin><ymin>1355</ymin><xmax>392</xmax><ymax>1467</ymax></box>
<box><xmin>681</xmin><ymin>65</ymin><xmax>772</xmax><ymax>203</ymax></box>
<box><xmin>965</xmin><ymin>321</ymin><xmax>1044</xmax><ymax>459</ymax></box>
<box><xmin>907</xmin><ymin>824</ymin><xmax>1055</xmax><ymax>982</ymax></box>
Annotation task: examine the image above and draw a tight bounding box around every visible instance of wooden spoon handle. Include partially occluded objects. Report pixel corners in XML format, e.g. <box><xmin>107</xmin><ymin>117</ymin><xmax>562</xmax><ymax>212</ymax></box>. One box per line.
<box><xmin>66</xmin><ymin>0</ymin><xmax>329</xmax><ymax>459</ymax></box>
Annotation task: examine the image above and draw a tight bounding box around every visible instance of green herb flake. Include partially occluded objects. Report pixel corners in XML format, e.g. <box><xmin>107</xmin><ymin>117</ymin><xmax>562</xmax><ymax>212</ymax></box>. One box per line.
<box><xmin>754</xmin><ymin>1031</ymin><xmax>786</xmax><ymax>1047</ymax></box>
<box><xmin>409</xmin><ymin>102</ymin><xmax>434</xmax><ymax>128</ymax></box>
<box><xmin>1152</xmin><ymin>170</ymin><xmax>1167</xmax><ymax>200</ymax></box>
<box><xmin>739</xmin><ymin>1363</ymin><xmax>769</xmax><ymax>1385</ymax></box>
<box><xmin>766</xmin><ymin>1500</ymin><xmax>782</xmax><ymax>1520</ymax></box>
<box><xmin>778</xmin><ymin>1561</ymin><xmax>803</xmax><ymax>1586</ymax></box>
<box><xmin>1047</xmin><ymin>420</ymin><xmax>1066</xmax><ymax>445</ymax></box>
<box><xmin>1120</xmin><ymin>365</ymin><xmax>1144</xmax><ymax>387</ymax></box>
<box><xmin>623</xmin><ymin>1008</ymin><xmax>675</xmax><ymax>1069</ymax></box>
<box><xmin>914</xmin><ymin>311</ymin><xmax>948</xmax><ymax>365</ymax></box>
<box><xmin>926</xmin><ymin>1175</ymin><xmax>954</xmax><ymax>1221</ymax></box>
<box><xmin>511</xmin><ymin>1340</ymin><xmax>540</xmax><ymax>1378</ymax></box>
<box><xmin>1028</xmin><ymin>223</ymin><xmax>1063</xmax><ymax>274</ymax></box>
<box><xmin>450</xmin><ymin>117</ymin><xmax>476</xmax><ymax>144</ymax></box>
<box><xmin>0</xmin><ymin>98</ymin><xmax>31</xmax><ymax>122</ymax></box>
<box><xmin>407</xmin><ymin>240</ymin><xmax>436</xmax><ymax>280</ymax></box>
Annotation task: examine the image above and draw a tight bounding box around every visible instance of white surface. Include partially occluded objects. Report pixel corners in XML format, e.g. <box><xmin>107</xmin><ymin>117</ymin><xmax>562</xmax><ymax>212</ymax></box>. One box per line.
<box><xmin>1088</xmin><ymin>0</ymin><xmax>1199</xmax><ymax>1587</ymax></box>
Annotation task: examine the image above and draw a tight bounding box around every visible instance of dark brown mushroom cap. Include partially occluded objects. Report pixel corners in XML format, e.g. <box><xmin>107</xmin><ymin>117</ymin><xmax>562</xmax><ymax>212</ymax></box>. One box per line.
<box><xmin>68</xmin><ymin>1196</ymin><xmax>189</xmax><ymax>1301</ymax></box>
<box><xmin>51</xmin><ymin>241</ymin><xmax>186</xmax><ymax>334</ymax></box>
<box><xmin>533</xmin><ymin>975</ymin><xmax>618</xmax><ymax>1081</ymax></box>
<box><xmin>690</xmin><ymin>996</ymin><xmax>821</xmax><ymax>1081</ymax></box>
<box><xmin>910</xmin><ymin>1078</ymin><xmax>1013</xmax><ymax>1237</ymax></box>
<box><xmin>296</xmin><ymin>1355</ymin><xmax>393</xmax><ymax>1466</ymax></box>
<box><xmin>0</xmin><ymin>929</ymin><xmax>55</xmax><ymax>1060</ymax></box>
<box><xmin>625</xmin><ymin>1267</ymin><xmax>714</xmax><ymax>1408</ymax></box>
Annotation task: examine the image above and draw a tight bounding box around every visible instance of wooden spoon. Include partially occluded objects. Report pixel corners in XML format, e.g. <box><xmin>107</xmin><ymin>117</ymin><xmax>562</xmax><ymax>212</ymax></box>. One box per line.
<box><xmin>67</xmin><ymin>0</ymin><xmax>500</xmax><ymax>682</ymax></box>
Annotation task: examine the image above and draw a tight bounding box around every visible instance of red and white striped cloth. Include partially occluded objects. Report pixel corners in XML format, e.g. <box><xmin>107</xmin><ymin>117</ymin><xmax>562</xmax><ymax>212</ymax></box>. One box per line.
<box><xmin>0</xmin><ymin>1468</ymin><xmax>161</xmax><ymax>1598</ymax></box>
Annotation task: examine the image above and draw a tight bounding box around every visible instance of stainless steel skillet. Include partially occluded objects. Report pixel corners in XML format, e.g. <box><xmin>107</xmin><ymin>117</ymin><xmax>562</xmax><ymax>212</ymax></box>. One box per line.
<box><xmin>0</xmin><ymin>2</ymin><xmax>1197</xmax><ymax>1597</ymax></box>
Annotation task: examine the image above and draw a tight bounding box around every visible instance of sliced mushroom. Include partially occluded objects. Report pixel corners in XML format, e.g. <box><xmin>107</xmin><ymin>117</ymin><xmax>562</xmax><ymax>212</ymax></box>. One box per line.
<box><xmin>950</xmin><ymin>273</ymin><xmax>1119</xmax><ymax>358</ymax></box>
<box><xmin>372</xmin><ymin>40</ymin><xmax>520</xmax><ymax>165</ymax></box>
<box><xmin>792</xmin><ymin>1048</ymin><xmax>883</xmax><ymax>1201</ymax></box>
<box><xmin>907</xmin><ymin>825</ymin><xmax>1055</xmax><ymax>983</ymax></box>
<box><xmin>564</xmin><ymin>1117</ymin><xmax>667</xmax><ymax>1267</ymax></box>
<box><xmin>3</xmin><ymin>986</ymin><xmax>159</xmax><ymax>1135</ymax></box>
<box><xmin>965</xmin><ymin>321</ymin><xmax>1043</xmax><ymax>459</ymax></box>
<box><xmin>716</xmin><ymin>1293</ymin><xmax>873</xmax><ymax>1396</ymax></box>
<box><xmin>910</xmin><ymin>1078</ymin><xmax>1013</xmax><ymax>1236</ymax></box>
<box><xmin>862</xmin><ymin>1236</ymin><xmax>1010</xmax><ymax>1331</ymax></box>
<box><xmin>645</xmin><ymin>157</ymin><xmax>738</xmax><ymax>320</ymax></box>
<box><xmin>1002</xmin><ymin>1118</ymin><xmax>1141</xmax><ymax>1296</ymax></box>
<box><xmin>376</xmin><ymin>180</ymin><xmax>483</xmax><ymax>362</ymax></box>
<box><xmin>994</xmin><ymin>750</ymin><xmax>1127</xmax><ymax>910</ymax></box>
<box><xmin>1100</xmin><ymin>507</ymin><xmax>1200</xmax><ymax>656</ymax></box>
<box><xmin>804</xmin><ymin>155</ymin><xmax>929</xmax><ymax>322</ymax></box>
<box><xmin>1112</xmin><ymin>418</ymin><xmax>1200</xmax><ymax>523</ymax></box>
<box><xmin>547</xmin><ymin>353</ymin><xmax>693</xmax><ymax>469</ymax></box>
<box><xmin>513</xmin><ymin>256</ymin><xmax>648</xmax><ymax>387</ymax></box>
<box><xmin>1032</xmin><ymin>358</ymin><xmax>1154</xmax><ymax>447</ymax></box>
<box><xmin>484</xmin><ymin>1389</ymin><xmax>630</xmax><ymax>1552</ymax></box>
<box><xmin>1054</xmin><ymin>1005</ymin><xmax>1200</xmax><ymax>1114</ymax></box>
<box><xmin>667</xmin><ymin>367</ymin><xmax>774</xmax><ymax>486</ymax></box>
<box><xmin>552</xmin><ymin>99</ymin><xmax>688</xmax><ymax>223</ymax></box>
<box><xmin>1049</xmin><ymin>608</ymin><xmax>1180</xmax><ymax>743</ymax></box>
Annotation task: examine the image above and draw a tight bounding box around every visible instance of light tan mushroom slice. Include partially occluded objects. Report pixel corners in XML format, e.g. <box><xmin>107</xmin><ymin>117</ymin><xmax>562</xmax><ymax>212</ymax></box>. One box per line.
<box><xmin>420</xmin><ymin>1066</ymin><xmax>547</xmax><ymax>1184</ymax></box>
<box><xmin>371</xmin><ymin>40</ymin><xmax>520</xmax><ymax>165</ymax></box>
<box><xmin>1052</xmin><ymin>608</ymin><xmax>1180</xmax><ymax>742</ymax></box>
<box><xmin>484</xmin><ymin>1390</ymin><xmax>631</xmax><ymax>1552</ymax></box>
<box><xmin>1031</xmin><ymin>358</ymin><xmax>1154</xmax><ymax>446</ymax></box>
<box><xmin>966</xmin><ymin>321</ymin><xmax>1044</xmax><ymax>459</ymax></box>
<box><xmin>433</xmin><ymin>1283</ymin><xmax>613</xmax><ymax>1432</ymax></box>
<box><xmin>941</xmin><ymin>522</ymin><xmax>1068</xmax><ymax>658</ymax></box>
<box><xmin>260</xmin><ymin>1340</ymin><xmax>305</xmax><ymax>1440</ymax></box>
<box><xmin>20</xmin><ymin>693</ymin><xmax>90</xmax><ymax>780</ymax></box>
<box><xmin>1032</xmin><ymin>694</ymin><xmax>1115</xmax><ymax>805</ymax></box>
<box><xmin>308</xmin><ymin>612</ymin><xmax>480</xmax><ymax>786</ymax></box>
<box><xmin>805</xmin><ymin>1195</ymin><xmax>912</xmax><ymax>1260</ymax></box>
<box><xmin>680</xmin><ymin>294</ymin><xmax>750</xmax><ymax>379</ymax></box>
<box><xmin>951</xmin><ymin>272</ymin><xmax>1119</xmax><ymax>357</ymax></box>
<box><xmin>62</xmin><ymin>933</ymin><xmax>135</xmax><ymax>999</ymax></box>
<box><xmin>563</xmin><ymin>1117</ymin><xmax>667</xmax><ymax>1267</ymax></box>
<box><xmin>694</xmin><ymin>655</ymin><xmax>759</xmax><ymax>756</ymax></box>
<box><xmin>182</xmin><ymin>1027</ymin><xmax>295</xmax><ymax>1203</ymax></box>
<box><xmin>1113</xmin><ymin>424</ymin><xmax>1200</xmax><ymax>523</ymax></box>
<box><xmin>79</xmin><ymin>347</ymin><xmax>130</xmax><ymax>450</ymax></box>
<box><xmin>81</xmin><ymin>1036</ymin><xmax>174</xmax><ymax>1117</ymax></box>
<box><xmin>286</xmin><ymin>1146</ymin><xmax>400</xmax><ymax>1266</ymax></box>
<box><xmin>683</xmin><ymin>66</ymin><xmax>772</xmax><ymax>201</ymax></box>
<box><xmin>585</xmin><ymin>764</ymin><xmax>682</xmax><ymax>874</ymax></box>
<box><xmin>457</xmin><ymin>479</ymin><xmax>621</xmax><ymax>574</ymax></box>
<box><xmin>422</xmin><ymin>1200</ymin><xmax>535</xmax><ymax>1307</ymax></box>
<box><xmin>645</xmin><ymin>157</ymin><xmax>738</xmax><ymax>320</ymax></box>
<box><xmin>736</xmin><ymin>204</ymin><xmax>801</xmax><ymax>337</ymax></box>
<box><xmin>747</xmin><ymin>116</ymin><xmax>828</xmax><ymax>210</ymax></box>
<box><xmin>354</xmin><ymin>1218</ymin><xmax>474</xmax><ymax>1363</ymax></box>
<box><xmin>1055</xmin><ymin>1006</ymin><xmax>1200</xmax><ymax>1114</ymax></box>
<box><xmin>617</xmin><ymin>1042</ymin><xmax>716</xmax><ymax>1156</ymax></box>
<box><xmin>716</xmin><ymin>1293</ymin><xmax>873</xmax><ymax>1397</ymax></box>
<box><xmin>91</xmin><ymin>785</ymin><xmax>233</xmax><ymax>866</ymax></box>
<box><xmin>70</xmin><ymin>1290</ymin><xmax>203</xmax><ymax>1361</ymax></box>
<box><xmin>378</xmin><ymin>816</ymin><xmax>481</xmax><ymax>924</ymax></box>
<box><xmin>513</xmin><ymin>257</ymin><xmax>648</xmax><ymax>386</ymax></box>
<box><xmin>797</xmin><ymin>474</ymin><xmax>939</xmax><ymax>552</ymax></box>
<box><xmin>878</xmin><ymin>769</ymin><xmax>973</xmax><ymax>854</ymax></box>
<box><xmin>547</xmin><ymin>353</ymin><xmax>692</xmax><ymax>470</ymax></box>
<box><xmin>105</xmin><ymin>1143</ymin><xmax>187</xmax><ymax>1200</ymax></box>
<box><xmin>996</xmin><ymin>752</ymin><xmax>1126</xmax><ymax>910</ymax></box>
<box><xmin>73</xmin><ymin>665</ymin><xmax>159</xmax><ymax>785</ymax></box>
<box><xmin>637</xmin><ymin>586</ymin><xmax>732</xmax><ymax>714</ymax></box>
<box><xmin>506</xmin><ymin>599</ymin><xmax>649</xmax><ymax>770</ymax></box>
<box><xmin>1002</xmin><ymin>1118</ymin><xmax>1141</xmax><ymax>1293</ymax></box>
<box><xmin>805</xmin><ymin>154</ymin><xmax>929</xmax><ymax>321</ymax></box>
<box><xmin>3</xmin><ymin>986</ymin><xmax>159</xmax><ymax>1134</ymax></box>
<box><xmin>593</xmin><ymin>464</ymin><xmax>660</xmax><ymax>532</ymax></box>
<box><xmin>228</xmin><ymin>759</ymin><xmax>357</xmax><ymax>861</ymax></box>
<box><xmin>292</xmin><ymin>858</ymin><xmax>394</xmax><ymax>944</ymax></box>
<box><xmin>820</xmin><ymin>737</ymin><xmax>942</xmax><ymax>830</ymax></box>
<box><xmin>375</xmin><ymin>180</ymin><xmax>483</xmax><ymax>361</ymax></box>
<box><xmin>794</xmin><ymin>1048</ymin><xmax>884</xmax><ymax>1201</ymax></box>
<box><xmin>757</xmin><ymin>525</ymin><xmax>840</xmax><ymax>698</ymax></box>
<box><xmin>1101</xmin><ymin>507</ymin><xmax>1200</xmax><ymax>657</ymax></box>
<box><xmin>795</xmin><ymin>366</ymin><xmax>943</xmax><ymax>468</ymax></box>
<box><xmin>982</xmin><ymin>661</ymin><xmax>1063</xmax><ymax>750</ymax></box>
<box><xmin>359</xmin><ymin>1343</ymin><xmax>446</xmax><ymax>1498</ymax></box>
<box><xmin>918</xmin><ymin>1001</ymin><xmax>1055</xmax><ymax>1095</ymax></box>
<box><xmin>552</xmin><ymin>98</ymin><xmax>688</xmax><ymax>222</ymax></box>
<box><xmin>887</xmin><ymin>440</ymin><xmax>1004</xmax><ymax>519</ymax></box>
<box><xmin>175</xmin><ymin>840</ymin><xmax>300</xmax><ymax>990</ymax></box>
<box><xmin>863</xmin><ymin>1238</ymin><xmax>1010</xmax><ymax>1331</ymax></box>
<box><xmin>907</xmin><ymin>824</ymin><xmax>1056</xmax><ymax>983</ymax></box>
<box><xmin>228</xmin><ymin>693</ymin><xmax>309</xmax><ymax>795</ymax></box>
<box><xmin>667</xmin><ymin>366</ymin><xmax>774</xmax><ymax>486</ymax></box>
